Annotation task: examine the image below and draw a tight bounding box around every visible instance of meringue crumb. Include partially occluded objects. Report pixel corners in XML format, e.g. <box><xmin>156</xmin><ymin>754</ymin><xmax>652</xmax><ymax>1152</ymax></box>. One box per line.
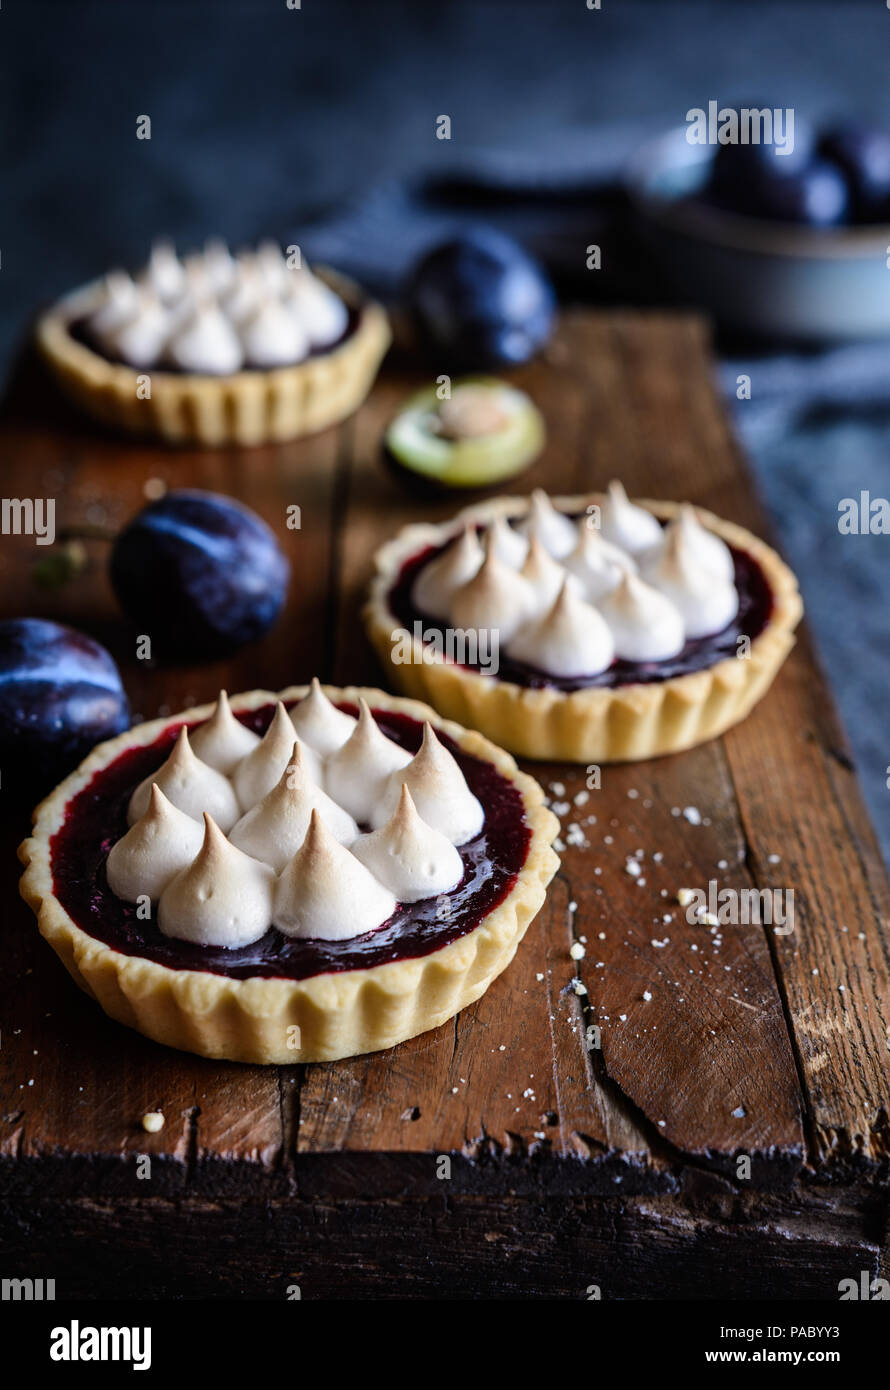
<box><xmin>677</xmin><ymin>888</ymin><xmax>696</xmax><ymax>907</ymax></box>
<box><xmin>570</xmin><ymin>942</ymin><xmax>585</xmax><ymax>960</ymax></box>
<box><xmin>642</xmin><ymin>990</ymin><xmax>652</xmax><ymax>1002</ymax></box>
<box><xmin>141</xmin><ymin>1111</ymin><xmax>165</xmax><ymax>1133</ymax></box>
<box><xmin>682</xmin><ymin>806</ymin><xmax>702</xmax><ymax>825</ymax></box>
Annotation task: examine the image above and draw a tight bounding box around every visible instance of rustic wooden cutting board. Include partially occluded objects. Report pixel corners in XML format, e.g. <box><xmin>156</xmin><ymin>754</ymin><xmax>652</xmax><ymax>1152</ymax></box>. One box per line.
<box><xmin>1</xmin><ymin>313</ymin><xmax>888</xmax><ymax>1300</ymax></box>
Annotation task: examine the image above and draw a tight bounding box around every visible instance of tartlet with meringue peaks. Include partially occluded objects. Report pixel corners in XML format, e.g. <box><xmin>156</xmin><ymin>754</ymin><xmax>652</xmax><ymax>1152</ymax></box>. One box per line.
<box><xmin>19</xmin><ymin>684</ymin><xmax>558</xmax><ymax>1064</ymax></box>
<box><xmin>365</xmin><ymin>483</ymin><xmax>803</xmax><ymax>762</ymax></box>
<box><xmin>36</xmin><ymin>239</ymin><xmax>390</xmax><ymax>447</ymax></box>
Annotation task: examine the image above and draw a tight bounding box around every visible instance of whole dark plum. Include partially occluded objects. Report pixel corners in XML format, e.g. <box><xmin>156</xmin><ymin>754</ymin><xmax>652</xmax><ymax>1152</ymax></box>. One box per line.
<box><xmin>708</xmin><ymin>114</ymin><xmax>814</xmax><ymax>201</ymax></box>
<box><xmin>110</xmin><ymin>490</ymin><xmax>289</xmax><ymax>659</ymax></box>
<box><xmin>0</xmin><ymin>619</ymin><xmax>130</xmax><ymax>796</ymax></box>
<box><xmin>747</xmin><ymin>159</ymin><xmax>850</xmax><ymax>226</ymax></box>
<box><xmin>819</xmin><ymin>124</ymin><xmax>890</xmax><ymax>221</ymax></box>
<box><xmin>408</xmin><ymin>230</ymin><xmax>556</xmax><ymax>371</ymax></box>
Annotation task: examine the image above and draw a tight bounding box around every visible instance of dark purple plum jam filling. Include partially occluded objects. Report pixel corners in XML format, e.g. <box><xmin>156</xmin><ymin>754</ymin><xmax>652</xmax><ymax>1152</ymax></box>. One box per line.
<box><xmin>50</xmin><ymin>702</ymin><xmax>530</xmax><ymax>983</ymax></box>
<box><xmin>68</xmin><ymin>306</ymin><xmax>359</xmax><ymax>373</ymax></box>
<box><xmin>389</xmin><ymin>519</ymin><xmax>774</xmax><ymax>692</ymax></box>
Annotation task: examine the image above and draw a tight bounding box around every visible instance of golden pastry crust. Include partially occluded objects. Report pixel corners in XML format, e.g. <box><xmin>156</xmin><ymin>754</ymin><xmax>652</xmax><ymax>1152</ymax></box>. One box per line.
<box><xmin>36</xmin><ymin>269</ymin><xmax>390</xmax><ymax>448</ymax></box>
<box><xmin>364</xmin><ymin>493</ymin><xmax>804</xmax><ymax>763</ymax></box>
<box><xmin>18</xmin><ymin>686</ymin><xmax>559</xmax><ymax>1065</ymax></box>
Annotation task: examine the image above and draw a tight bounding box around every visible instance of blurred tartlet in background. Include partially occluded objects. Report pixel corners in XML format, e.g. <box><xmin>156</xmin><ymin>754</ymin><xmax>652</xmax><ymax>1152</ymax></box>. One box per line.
<box><xmin>36</xmin><ymin>239</ymin><xmax>390</xmax><ymax>446</ymax></box>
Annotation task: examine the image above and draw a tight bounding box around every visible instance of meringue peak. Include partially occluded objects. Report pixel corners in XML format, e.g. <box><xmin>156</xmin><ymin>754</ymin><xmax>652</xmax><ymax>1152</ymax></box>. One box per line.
<box><xmin>371</xmin><ymin>722</ymin><xmax>484</xmax><ymax>845</ymax></box>
<box><xmin>290</xmin><ymin>679</ymin><xmax>357</xmax><ymax>757</ymax></box>
<box><xmin>230</xmin><ymin>754</ymin><xmax>358</xmax><ymax>872</ymax></box>
<box><xmin>645</xmin><ymin>526</ymin><xmax>739</xmax><ymax>638</ymax></box>
<box><xmin>522</xmin><ymin>489</ymin><xmax>577</xmax><ymax>559</ymax></box>
<box><xmin>324</xmin><ymin>698</ymin><xmax>412</xmax><ymax>824</ymax></box>
<box><xmin>564</xmin><ymin>520</ymin><xmax>636</xmax><ymax>601</ymax></box>
<box><xmin>600</xmin><ymin>479</ymin><xmax>663</xmax><ymax>555</ymax></box>
<box><xmin>240</xmin><ymin>294</ymin><xmax>309</xmax><ymax>368</ymax></box>
<box><xmin>107</xmin><ymin>782</ymin><xmax>204</xmax><ymax>903</ymax></box>
<box><xmin>412</xmin><ymin>525</ymin><xmax>483</xmax><ymax>619</ymax></box>
<box><xmin>352</xmin><ymin>785</ymin><xmax>464</xmax><ymax>903</ymax></box>
<box><xmin>233</xmin><ymin>701</ymin><xmax>321</xmax><ymax>810</ymax></box>
<box><xmin>519</xmin><ymin>533</ymin><xmax>570</xmax><ymax>616</ymax></box>
<box><xmin>508</xmin><ymin>578</ymin><xmax>615</xmax><ymax>678</ymax></box>
<box><xmin>167</xmin><ymin>299</ymin><xmax>243</xmax><ymax>375</ymax></box>
<box><xmin>282</xmin><ymin>269</ymin><xmax>349</xmax><ymax>349</ymax></box>
<box><xmin>145</xmin><ymin>240</ymin><xmax>186</xmax><ymax>304</ymax></box>
<box><xmin>273</xmin><ymin>810</ymin><xmax>396</xmax><ymax>941</ymax></box>
<box><xmin>450</xmin><ymin>539</ymin><xmax>532</xmax><ymax>641</ymax></box>
<box><xmin>128</xmin><ymin>726</ymin><xmax>240</xmax><ymax>831</ymax></box>
<box><xmin>598</xmin><ymin>570</ymin><xmax>686</xmax><ymax>662</ymax></box>
<box><xmin>671</xmin><ymin>503</ymin><xmax>735</xmax><ymax>583</ymax></box>
<box><xmin>157</xmin><ymin>813</ymin><xmax>274</xmax><ymax>949</ymax></box>
<box><xmin>189</xmin><ymin>691</ymin><xmax>261</xmax><ymax>774</ymax></box>
<box><xmin>107</xmin><ymin>289</ymin><xmax>169</xmax><ymax>369</ymax></box>
<box><xmin>486</xmin><ymin>513</ymin><xmax>529</xmax><ymax>569</ymax></box>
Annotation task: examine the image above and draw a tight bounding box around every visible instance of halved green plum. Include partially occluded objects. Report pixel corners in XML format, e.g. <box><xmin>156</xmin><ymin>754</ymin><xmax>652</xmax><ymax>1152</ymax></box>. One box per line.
<box><xmin>384</xmin><ymin>378</ymin><xmax>545</xmax><ymax>489</ymax></box>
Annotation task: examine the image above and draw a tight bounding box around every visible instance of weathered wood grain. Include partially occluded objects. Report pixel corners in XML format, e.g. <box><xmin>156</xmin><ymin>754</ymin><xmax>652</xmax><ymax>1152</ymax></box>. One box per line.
<box><xmin>0</xmin><ymin>1189</ymin><xmax>881</xmax><ymax>1300</ymax></box>
<box><xmin>1</xmin><ymin>315</ymin><xmax>888</xmax><ymax>1302</ymax></box>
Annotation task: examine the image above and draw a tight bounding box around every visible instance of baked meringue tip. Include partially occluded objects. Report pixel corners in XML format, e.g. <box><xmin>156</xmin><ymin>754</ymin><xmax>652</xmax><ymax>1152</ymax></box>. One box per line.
<box><xmin>645</xmin><ymin>524</ymin><xmax>739</xmax><ymax>638</ymax></box>
<box><xmin>523</xmin><ymin>489</ymin><xmax>576</xmax><ymax>558</ymax></box>
<box><xmin>233</xmin><ymin>701</ymin><xmax>317</xmax><ymax>811</ymax></box>
<box><xmin>601</xmin><ymin>479</ymin><xmax>664</xmax><ymax>555</ymax></box>
<box><xmin>128</xmin><ymin>725</ymin><xmax>240</xmax><ymax>831</ymax></box>
<box><xmin>599</xmin><ymin>569</ymin><xmax>687</xmax><ymax>662</ymax></box>
<box><xmin>290</xmin><ymin>679</ymin><xmax>357</xmax><ymax>756</ymax></box>
<box><xmin>450</xmin><ymin>538</ymin><xmax>532</xmax><ymax>640</ymax></box>
<box><xmin>351</xmin><ymin>782</ymin><xmax>465</xmax><ymax>903</ymax></box>
<box><xmin>371</xmin><ymin>721</ymin><xmax>484</xmax><ymax>845</ymax></box>
<box><xmin>486</xmin><ymin>513</ymin><xmax>529</xmax><ymax>569</ymax></box>
<box><xmin>411</xmin><ymin>524</ymin><xmax>484</xmax><ymax>618</ymax></box>
<box><xmin>229</xmin><ymin>750</ymin><xmax>358</xmax><ymax>872</ymax></box>
<box><xmin>272</xmin><ymin>808</ymin><xmax>396</xmax><ymax>942</ymax></box>
<box><xmin>107</xmin><ymin>781</ymin><xmax>205</xmax><ymax>904</ymax></box>
<box><xmin>189</xmin><ymin>689</ymin><xmax>261</xmax><ymax>773</ymax></box>
<box><xmin>157</xmin><ymin>811</ymin><xmax>274</xmax><ymax>950</ymax></box>
<box><xmin>324</xmin><ymin>697</ymin><xmax>412</xmax><ymax>824</ymax></box>
<box><xmin>507</xmin><ymin>576</ymin><xmax>615</xmax><ymax>678</ymax></box>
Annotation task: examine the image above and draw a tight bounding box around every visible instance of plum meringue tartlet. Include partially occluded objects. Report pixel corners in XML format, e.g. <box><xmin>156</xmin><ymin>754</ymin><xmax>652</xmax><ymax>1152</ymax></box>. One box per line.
<box><xmin>36</xmin><ymin>239</ymin><xmax>390</xmax><ymax>446</ymax></box>
<box><xmin>365</xmin><ymin>484</ymin><xmax>803</xmax><ymax>762</ymax></box>
<box><xmin>19</xmin><ymin>684</ymin><xmax>558</xmax><ymax>1063</ymax></box>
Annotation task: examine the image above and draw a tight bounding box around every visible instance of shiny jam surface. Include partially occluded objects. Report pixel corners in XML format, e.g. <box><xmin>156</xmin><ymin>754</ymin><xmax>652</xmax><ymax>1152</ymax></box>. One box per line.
<box><xmin>389</xmin><ymin>521</ymin><xmax>774</xmax><ymax>691</ymax></box>
<box><xmin>50</xmin><ymin>703</ymin><xmax>530</xmax><ymax>982</ymax></box>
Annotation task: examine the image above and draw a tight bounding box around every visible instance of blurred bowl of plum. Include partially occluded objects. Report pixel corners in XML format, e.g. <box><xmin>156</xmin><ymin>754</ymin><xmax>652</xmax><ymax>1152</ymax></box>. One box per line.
<box><xmin>626</xmin><ymin>114</ymin><xmax>890</xmax><ymax>342</ymax></box>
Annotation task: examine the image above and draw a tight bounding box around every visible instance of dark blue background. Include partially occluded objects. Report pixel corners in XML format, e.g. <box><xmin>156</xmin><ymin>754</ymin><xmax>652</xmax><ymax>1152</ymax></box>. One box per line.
<box><xmin>3</xmin><ymin>0</ymin><xmax>889</xmax><ymax>860</ymax></box>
